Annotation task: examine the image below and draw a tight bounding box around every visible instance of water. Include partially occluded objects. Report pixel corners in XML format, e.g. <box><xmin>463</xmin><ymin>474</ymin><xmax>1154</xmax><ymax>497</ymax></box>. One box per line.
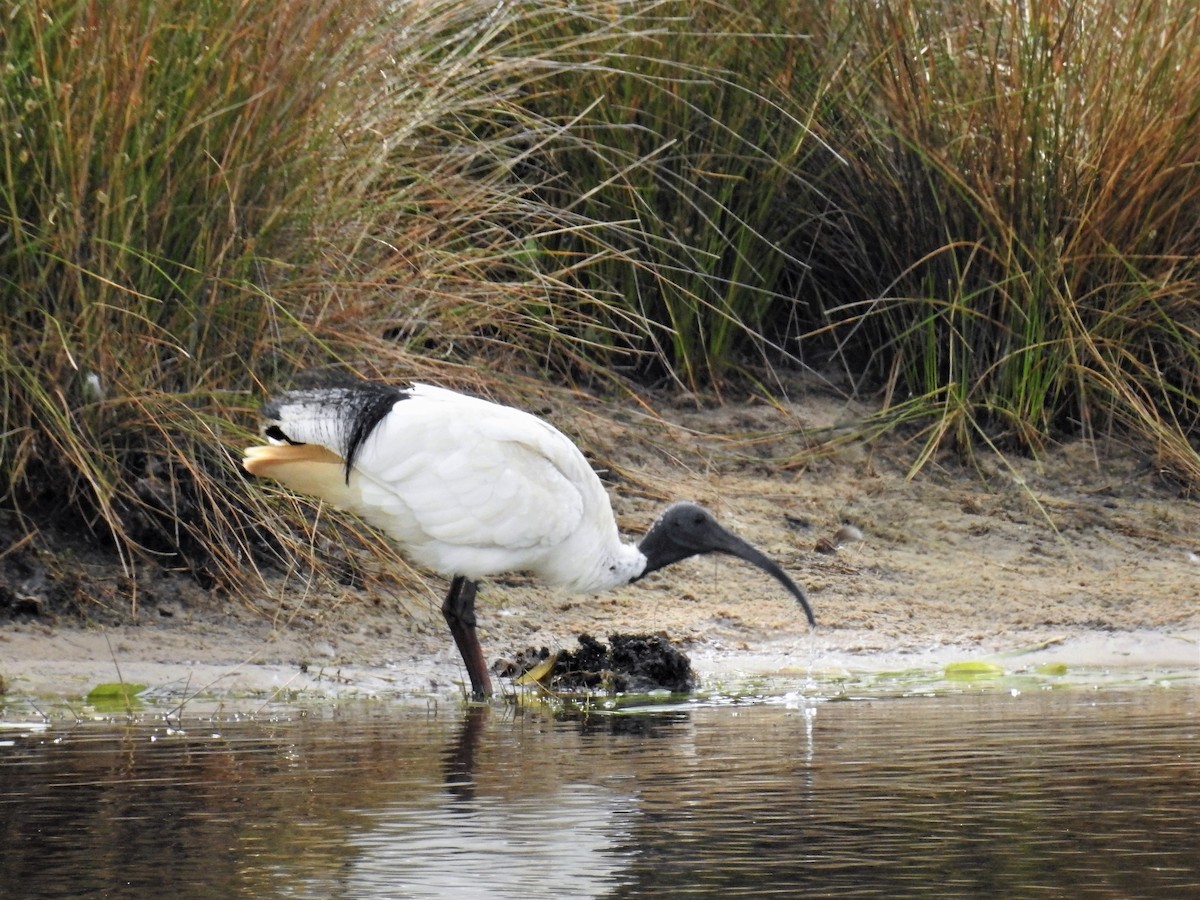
<box><xmin>1</xmin><ymin>687</ymin><xmax>1197</xmax><ymax>898</ymax></box>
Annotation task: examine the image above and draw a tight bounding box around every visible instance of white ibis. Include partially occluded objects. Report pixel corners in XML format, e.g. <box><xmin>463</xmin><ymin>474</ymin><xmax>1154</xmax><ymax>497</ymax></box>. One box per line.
<box><xmin>242</xmin><ymin>379</ymin><xmax>816</xmax><ymax>697</ymax></box>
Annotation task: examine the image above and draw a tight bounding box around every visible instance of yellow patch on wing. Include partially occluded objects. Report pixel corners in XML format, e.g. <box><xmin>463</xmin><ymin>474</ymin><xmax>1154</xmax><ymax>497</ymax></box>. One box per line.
<box><xmin>243</xmin><ymin>442</ymin><xmax>360</xmax><ymax>509</ymax></box>
<box><xmin>242</xmin><ymin>442</ymin><xmax>343</xmax><ymax>476</ymax></box>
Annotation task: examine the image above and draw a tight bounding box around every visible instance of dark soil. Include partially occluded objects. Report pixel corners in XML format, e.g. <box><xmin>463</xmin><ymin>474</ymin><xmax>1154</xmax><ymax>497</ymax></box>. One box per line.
<box><xmin>503</xmin><ymin>633</ymin><xmax>696</xmax><ymax>694</ymax></box>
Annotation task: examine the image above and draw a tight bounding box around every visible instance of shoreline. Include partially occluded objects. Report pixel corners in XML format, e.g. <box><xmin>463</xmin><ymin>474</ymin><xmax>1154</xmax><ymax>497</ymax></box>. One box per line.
<box><xmin>2</xmin><ymin>619</ymin><xmax>1195</xmax><ymax>713</ymax></box>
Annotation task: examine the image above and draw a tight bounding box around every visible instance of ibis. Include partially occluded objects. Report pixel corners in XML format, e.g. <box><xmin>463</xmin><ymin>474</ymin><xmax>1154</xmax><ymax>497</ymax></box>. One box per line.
<box><xmin>242</xmin><ymin>378</ymin><xmax>816</xmax><ymax>697</ymax></box>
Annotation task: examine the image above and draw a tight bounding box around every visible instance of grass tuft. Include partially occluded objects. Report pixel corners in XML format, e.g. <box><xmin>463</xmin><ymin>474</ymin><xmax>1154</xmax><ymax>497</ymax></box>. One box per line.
<box><xmin>783</xmin><ymin>0</ymin><xmax>1200</xmax><ymax>479</ymax></box>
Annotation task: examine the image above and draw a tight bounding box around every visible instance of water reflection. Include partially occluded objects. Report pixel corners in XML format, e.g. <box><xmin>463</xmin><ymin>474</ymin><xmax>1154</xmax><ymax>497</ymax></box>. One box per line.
<box><xmin>1</xmin><ymin>689</ymin><xmax>1197</xmax><ymax>898</ymax></box>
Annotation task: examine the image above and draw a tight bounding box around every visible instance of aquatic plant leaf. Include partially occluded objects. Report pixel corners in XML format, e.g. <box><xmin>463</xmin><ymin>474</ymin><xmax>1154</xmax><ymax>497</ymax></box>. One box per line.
<box><xmin>943</xmin><ymin>661</ymin><xmax>1005</xmax><ymax>680</ymax></box>
<box><xmin>1036</xmin><ymin>663</ymin><xmax>1069</xmax><ymax>676</ymax></box>
<box><xmin>516</xmin><ymin>652</ymin><xmax>560</xmax><ymax>686</ymax></box>
<box><xmin>86</xmin><ymin>682</ymin><xmax>147</xmax><ymax>711</ymax></box>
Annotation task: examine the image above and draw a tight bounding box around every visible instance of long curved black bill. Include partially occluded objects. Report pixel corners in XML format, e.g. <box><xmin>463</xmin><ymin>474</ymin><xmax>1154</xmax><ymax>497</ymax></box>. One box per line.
<box><xmin>713</xmin><ymin>529</ymin><xmax>817</xmax><ymax>628</ymax></box>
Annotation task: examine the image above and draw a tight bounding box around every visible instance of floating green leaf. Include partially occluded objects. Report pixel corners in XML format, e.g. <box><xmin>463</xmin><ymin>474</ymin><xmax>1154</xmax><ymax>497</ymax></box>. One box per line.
<box><xmin>1036</xmin><ymin>663</ymin><xmax>1069</xmax><ymax>676</ymax></box>
<box><xmin>86</xmin><ymin>682</ymin><xmax>147</xmax><ymax>712</ymax></box>
<box><xmin>943</xmin><ymin>661</ymin><xmax>1006</xmax><ymax>680</ymax></box>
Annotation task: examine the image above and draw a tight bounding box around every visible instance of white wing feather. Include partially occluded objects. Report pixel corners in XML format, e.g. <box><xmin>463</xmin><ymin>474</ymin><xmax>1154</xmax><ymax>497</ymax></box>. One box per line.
<box><xmin>346</xmin><ymin>385</ymin><xmax>593</xmax><ymax>573</ymax></box>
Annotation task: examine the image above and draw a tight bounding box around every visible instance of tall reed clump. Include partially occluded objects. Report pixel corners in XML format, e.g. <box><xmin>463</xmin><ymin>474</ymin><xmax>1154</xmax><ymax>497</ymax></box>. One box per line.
<box><xmin>786</xmin><ymin>0</ymin><xmax>1200</xmax><ymax>479</ymax></box>
<box><xmin>0</xmin><ymin>0</ymin><xmax>681</xmax><ymax>611</ymax></box>
<box><xmin>505</xmin><ymin>0</ymin><xmax>834</xmax><ymax>389</ymax></box>
<box><xmin>495</xmin><ymin>0</ymin><xmax>1197</xmax><ymax>481</ymax></box>
<box><xmin>0</xmin><ymin>0</ymin><xmax>337</xmax><ymax>594</ymax></box>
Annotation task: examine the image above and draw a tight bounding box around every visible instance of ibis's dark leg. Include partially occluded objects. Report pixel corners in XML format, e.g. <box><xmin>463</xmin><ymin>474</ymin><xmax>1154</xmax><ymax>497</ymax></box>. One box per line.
<box><xmin>442</xmin><ymin>576</ymin><xmax>492</xmax><ymax>698</ymax></box>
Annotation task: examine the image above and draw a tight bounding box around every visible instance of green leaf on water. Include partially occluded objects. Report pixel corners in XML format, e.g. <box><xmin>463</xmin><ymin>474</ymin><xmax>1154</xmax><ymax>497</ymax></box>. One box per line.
<box><xmin>1036</xmin><ymin>663</ymin><xmax>1069</xmax><ymax>676</ymax></box>
<box><xmin>943</xmin><ymin>661</ymin><xmax>1005</xmax><ymax>680</ymax></box>
<box><xmin>86</xmin><ymin>682</ymin><xmax>147</xmax><ymax>711</ymax></box>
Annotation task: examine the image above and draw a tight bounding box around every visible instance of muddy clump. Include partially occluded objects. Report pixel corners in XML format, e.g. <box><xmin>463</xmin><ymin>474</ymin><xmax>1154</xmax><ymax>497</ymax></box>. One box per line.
<box><xmin>503</xmin><ymin>633</ymin><xmax>696</xmax><ymax>694</ymax></box>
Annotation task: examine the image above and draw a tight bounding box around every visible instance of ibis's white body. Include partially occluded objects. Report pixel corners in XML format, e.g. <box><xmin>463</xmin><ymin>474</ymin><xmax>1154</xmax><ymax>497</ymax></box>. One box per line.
<box><xmin>250</xmin><ymin>384</ymin><xmax>648</xmax><ymax>592</ymax></box>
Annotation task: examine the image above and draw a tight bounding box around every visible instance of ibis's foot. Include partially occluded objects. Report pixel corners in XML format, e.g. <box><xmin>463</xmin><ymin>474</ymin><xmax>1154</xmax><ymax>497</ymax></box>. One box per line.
<box><xmin>442</xmin><ymin>576</ymin><xmax>492</xmax><ymax>698</ymax></box>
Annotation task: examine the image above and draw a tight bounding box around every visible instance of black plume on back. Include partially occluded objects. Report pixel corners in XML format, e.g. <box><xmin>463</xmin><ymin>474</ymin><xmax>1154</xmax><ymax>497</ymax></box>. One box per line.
<box><xmin>262</xmin><ymin>377</ymin><xmax>409</xmax><ymax>483</ymax></box>
<box><xmin>341</xmin><ymin>380</ymin><xmax>409</xmax><ymax>479</ymax></box>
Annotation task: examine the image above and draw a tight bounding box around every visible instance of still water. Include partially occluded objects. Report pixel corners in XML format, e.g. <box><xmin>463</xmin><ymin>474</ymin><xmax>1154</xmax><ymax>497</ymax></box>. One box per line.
<box><xmin>1</xmin><ymin>687</ymin><xmax>1197</xmax><ymax>898</ymax></box>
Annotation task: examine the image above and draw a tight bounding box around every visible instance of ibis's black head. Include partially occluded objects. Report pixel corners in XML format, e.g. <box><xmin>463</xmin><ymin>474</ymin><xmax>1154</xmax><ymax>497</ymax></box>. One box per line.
<box><xmin>634</xmin><ymin>501</ymin><xmax>816</xmax><ymax>627</ymax></box>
